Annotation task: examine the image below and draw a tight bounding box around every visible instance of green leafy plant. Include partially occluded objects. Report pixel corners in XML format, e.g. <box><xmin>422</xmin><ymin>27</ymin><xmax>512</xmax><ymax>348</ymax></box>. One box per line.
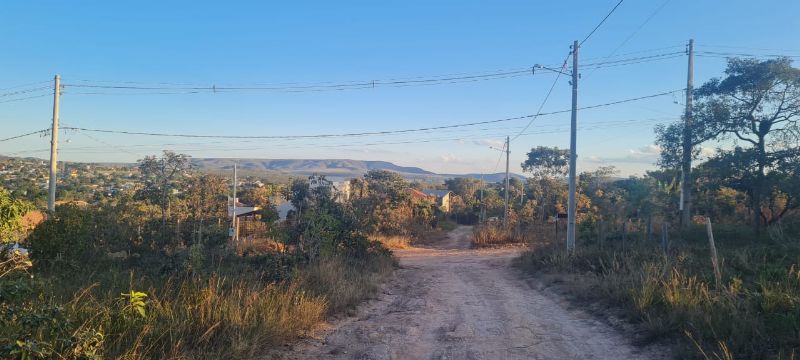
<box><xmin>120</xmin><ymin>291</ymin><xmax>147</xmax><ymax>319</ymax></box>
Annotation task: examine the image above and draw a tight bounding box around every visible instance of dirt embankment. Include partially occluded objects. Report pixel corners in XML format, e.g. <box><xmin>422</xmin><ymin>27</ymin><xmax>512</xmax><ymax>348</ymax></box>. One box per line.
<box><xmin>271</xmin><ymin>226</ymin><xmax>666</xmax><ymax>360</ymax></box>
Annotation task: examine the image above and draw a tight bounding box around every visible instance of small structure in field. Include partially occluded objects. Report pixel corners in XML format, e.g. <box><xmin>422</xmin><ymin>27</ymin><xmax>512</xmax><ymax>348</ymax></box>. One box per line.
<box><xmin>421</xmin><ymin>189</ymin><xmax>453</xmax><ymax>213</ymax></box>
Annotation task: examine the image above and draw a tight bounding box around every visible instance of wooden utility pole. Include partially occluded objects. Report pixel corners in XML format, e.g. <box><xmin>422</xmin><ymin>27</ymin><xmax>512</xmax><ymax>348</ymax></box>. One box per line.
<box><xmin>705</xmin><ymin>217</ymin><xmax>722</xmax><ymax>288</ymax></box>
<box><xmin>47</xmin><ymin>75</ymin><xmax>61</xmax><ymax>212</ymax></box>
<box><xmin>504</xmin><ymin>136</ymin><xmax>510</xmax><ymax>226</ymax></box>
<box><xmin>479</xmin><ymin>175</ymin><xmax>485</xmax><ymax>222</ymax></box>
<box><xmin>566</xmin><ymin>41</ymin><xmax>579</xmax><ymax>254</ymax></box>
<box><xmin>680</xmin><ymin>39</ymin><xmax>694</xmax><ymax>228</ymax></box>
<box><xmin>231</xmin><ymin>162</ymin><xmax>238</xmax><ymax>242</ymax></box>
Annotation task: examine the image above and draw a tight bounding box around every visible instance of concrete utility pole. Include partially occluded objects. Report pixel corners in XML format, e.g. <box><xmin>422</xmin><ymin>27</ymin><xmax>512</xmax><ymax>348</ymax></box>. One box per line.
<box><xmin>680</xmin><ymin>39</ymin><xmax>694</xmax><ymax>228</ymax></box>
<box><xmin>504</xmin><ymin>136</ymin><xmax>510</xmax><ymax>226</ymax></box>
<box><xmin>47</xmin><ymin>75</ymin><xmax>61</xmax><ymax>212</ymax></box>
<box><xmin>566</xmin><ymin>41</ymin><xmax>579</xmax><ymax>255</ymax></box>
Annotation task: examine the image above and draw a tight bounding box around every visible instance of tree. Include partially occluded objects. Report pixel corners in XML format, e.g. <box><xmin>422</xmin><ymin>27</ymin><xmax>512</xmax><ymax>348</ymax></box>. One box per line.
<box><xmin>689</xmin><ymin>58</ymin><xmax>800</xmax><ymax>232</ymax></box>
<box><xmin>445</xmin><ymin>177</ymin><xmax>482</xmax><ymax>204</ymax></box>
<box><xmin>136</xmin><ymin>151</ymin><xmax>190</xmax><ymax>242</ymax></box>
<box><xmin>239</xmin><ymin>184</ymin><xmax>277</xmax><ymax>207</ymax></box>
<box><xmin>0</xmin><ymin>188</ymin><xmax>33</xmax><ymax>244</ymax></box>
<box><xmin>349</xmin><ymin>170</ymin><xmax>413</xmax><ymax>235</ymax></box>
<box><xmin>182</xmin><ymin>174</ymin><xmax>228</xmax><ymax>245</ymax></box>
<box><xmin>521</xmin><ymin>146</ymin><xmax>569</xmax><ymax>178</ymax></box>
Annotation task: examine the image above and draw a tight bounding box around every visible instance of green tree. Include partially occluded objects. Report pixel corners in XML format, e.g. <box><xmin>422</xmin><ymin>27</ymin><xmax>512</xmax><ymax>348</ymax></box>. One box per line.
<box><xmin>521</xmin><ymin>146</ymin><xmax>569</xmax><ymax>178</ymax></box>
<box><xmin>136</xmin><ymin>151</ymin><xmax>190</xmax><ymax>240</ymax></box>
<box><xmin>182</xmin><ymin>174</ymin><xmax>228</xmax><ymax>246</ymax></box>
<box><xmin>666</xmin><ymin>58</ymin><xmax>800</xmax><ymax>232</ymax></box>
<box><xmin>0</xmin><ymin>188</ymin><xmax>33</xmax><ymax>244</ymax></box>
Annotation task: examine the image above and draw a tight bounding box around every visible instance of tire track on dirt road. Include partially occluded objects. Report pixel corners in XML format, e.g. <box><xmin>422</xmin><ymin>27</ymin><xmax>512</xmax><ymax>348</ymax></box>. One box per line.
<box><xmin>270</xmin><ymin>226</ymin><xmax>667</xmax><ymax>360</ymax></box>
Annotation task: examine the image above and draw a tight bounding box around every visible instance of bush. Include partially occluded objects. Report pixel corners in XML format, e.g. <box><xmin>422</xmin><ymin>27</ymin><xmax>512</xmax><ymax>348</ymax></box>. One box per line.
<box><xmin>514</xmin><ymin>223</ymin><xmax>800</xmax><ymax>358</ymax></box>
<box><xmin>26</xmin><ymin>204</ymin><xmax>99</xmax><ymax>271</ymax></box>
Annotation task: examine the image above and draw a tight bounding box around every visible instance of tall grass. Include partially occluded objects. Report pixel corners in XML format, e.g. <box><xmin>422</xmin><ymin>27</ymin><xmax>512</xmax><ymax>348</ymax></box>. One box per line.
<box><xmin>2</xmin><ymin>251</ymin><xmax>395</xmax><ymax>359</ymax></box>
<box><xmin>72</xmin><ymin>276</ymin><xmax>327</xmax><ymax>359</ymax></box>
<box><xmin>369</xmin><ymin>234</ymin><xmax>413</xmax><ymax>249</ymax></box>
<box><xmin>514</xmin><ymin>223</ymin><xmax>800</xmax><ymax>359</ymax></box>
<box><xmin>473</xmin><ymin>222</ymin><xmax>541</xmax><ymax>247</ymax></box>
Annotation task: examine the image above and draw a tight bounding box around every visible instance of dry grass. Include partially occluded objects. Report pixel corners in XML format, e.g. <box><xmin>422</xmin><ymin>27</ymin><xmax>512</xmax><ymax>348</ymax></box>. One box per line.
<box><xmin>299</xmin><ymin>255</ymin><xmax>396</xmax><ymax>314</ymax></box>
<box><xmin>514</xmin><ymin>224</ymin><xmax>800</xmax><ymax>359</ymax></box>
<box><xmin>472</xmin><ymin>222</ymin><xmax>532</xmax><ymax>247</ymax></box>
<box><xmin>234</xmin><ymin>238</ymin><xmax>287</xmax><ymax>255</ymax></box>
<box><xmin>369</xmin><ymin>234</ymin><xmax>413</xmax><ymax>249</ymax></box>
<box><xmin>3</xmin><ymin>251</ymin><xmax>395</xmax><ymax>359</ymax></box>
<box><xmin>94</xmin><ymin>276</ymin><xmax>327</xmax><ymax>359</ymax></box>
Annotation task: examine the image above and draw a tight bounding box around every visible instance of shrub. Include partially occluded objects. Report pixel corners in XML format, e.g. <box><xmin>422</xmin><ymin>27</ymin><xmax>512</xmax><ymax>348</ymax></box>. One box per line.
<box><xmin>514</xmin><ymin>223</ymin><xmax>800</xmax><ymax>358</ymax></box>
<box><xmin>26</xmin><ymin>204</ymin><xmax>99</xmax><ymax>271</ymax></box>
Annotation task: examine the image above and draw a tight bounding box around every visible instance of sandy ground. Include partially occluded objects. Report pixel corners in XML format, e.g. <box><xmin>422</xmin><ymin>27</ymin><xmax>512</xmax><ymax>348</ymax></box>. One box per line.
<box><xmin>272</xmin><ymin>226</ymin><xmax>665</xmax><ymax>360</ymax></box>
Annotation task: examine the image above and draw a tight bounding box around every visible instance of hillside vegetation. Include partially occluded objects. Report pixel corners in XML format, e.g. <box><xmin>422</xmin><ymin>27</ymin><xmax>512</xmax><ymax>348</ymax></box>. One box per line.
<box><xmin>0</xmin><ymin>154</ymin><xmax>456</xmax><ymax>359</ymax></box>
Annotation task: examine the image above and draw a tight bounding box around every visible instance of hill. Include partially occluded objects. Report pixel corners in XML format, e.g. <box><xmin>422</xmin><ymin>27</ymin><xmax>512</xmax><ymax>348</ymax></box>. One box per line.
<box><xmin>190</xmin><ymin>158</ymin><xmax>524</xmax><ymax>182</ymax></box>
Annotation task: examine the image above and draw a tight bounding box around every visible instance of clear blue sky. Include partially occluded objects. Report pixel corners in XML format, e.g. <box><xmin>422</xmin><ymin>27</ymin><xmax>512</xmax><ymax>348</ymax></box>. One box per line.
<box><xmin>2</xmin><ymin>0</ymin><xmax>798</xmax><ymax>176</ymax></box>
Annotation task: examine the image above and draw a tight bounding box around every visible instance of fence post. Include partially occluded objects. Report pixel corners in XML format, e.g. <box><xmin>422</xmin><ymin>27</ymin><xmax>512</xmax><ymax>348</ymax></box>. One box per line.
<box><xmin>661</xmin><ymin>222</ymin><xmax>669</xmax><ymax>254</ymax></box>
<box><xmin>597</xmin><ymin>219</ymin><xmax>603</xmax><ymax>249</ymax></box>
<box><xmin>705</xmin><ymin>217</ymin><xmax>722</xmax><ymax>288</ymax></box>
<box><xmin>622</xmin><ymin>219</ymin><xmax>627</xmax><ymax>251</ymax></box>
<box><xmin>554</xmin><ymin>218</ymin><xmax>558</xmax><ymax>241</ymax></box>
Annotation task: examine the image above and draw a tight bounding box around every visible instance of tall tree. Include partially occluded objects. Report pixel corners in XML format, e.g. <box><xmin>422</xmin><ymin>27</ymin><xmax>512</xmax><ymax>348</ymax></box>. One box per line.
<box><xmin>694</xmin><ymin>58</ymin><xmax>799</xmax><ymax>232</ymax></box>
<box><xmin>182</xmin><ymin>174</ymin><xmax>228</xmax><ymax>245</ymax></box>
<box><xmin>136</xmin><ymin>151</ymin><xmax>190</xmax><ymax>238</ymax></box>
<box><xmin>521</xmin><ymin>146</ymin><xmax>569</xmax><ymax>178</ymax></box>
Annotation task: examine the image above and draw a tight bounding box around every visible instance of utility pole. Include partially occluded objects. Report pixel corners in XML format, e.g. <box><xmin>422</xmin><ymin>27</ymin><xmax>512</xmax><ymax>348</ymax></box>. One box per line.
<box><xmin>47</xmin><ymin>75</ymin><xmax>61</xmax><ymax>212</ymax></box>
<box><xmin>504</xmin><ymin>136</ymin><xmax>510</xmax><ymax>226</ymax></box>
<box><xmin>479</xmin><ymin>174</ymin><xmax>485</xmax><ymax>222</ymax></box>
<box><xmin>231</xmin><ymin>162</ymin><xmax>238</xmax><ymax>242</ymax></box>
<box><xmin>680</xmin><ymin>39</ymin><xmax>694</xmax><ymax>228</ymax></box>
<box><xmin>566</xmin><ymin>41</ymin><xmax>579</xmax><ymax>255</ymax></box>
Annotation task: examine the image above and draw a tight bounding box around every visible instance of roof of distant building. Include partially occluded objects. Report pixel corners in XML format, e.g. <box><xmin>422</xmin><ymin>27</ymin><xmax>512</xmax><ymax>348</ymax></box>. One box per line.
<box><xmin>422</xmin><ymin>189</ymin><xmax>452</xmax><ymax>198</ymax></box>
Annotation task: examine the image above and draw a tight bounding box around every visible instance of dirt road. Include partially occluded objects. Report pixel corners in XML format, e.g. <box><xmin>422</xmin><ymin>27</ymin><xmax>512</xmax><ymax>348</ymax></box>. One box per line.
<box><xmin>279</xmin><ymin>226</ymin><xmax>662</xmax><ymax>360</ymax></box>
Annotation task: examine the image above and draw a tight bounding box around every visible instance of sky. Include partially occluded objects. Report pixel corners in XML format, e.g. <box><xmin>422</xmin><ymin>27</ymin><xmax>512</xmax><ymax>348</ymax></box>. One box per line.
<box><xmin>1</xmin><ymin>0</ymin><xmax>799</xmax><ymax>176</ymax></box>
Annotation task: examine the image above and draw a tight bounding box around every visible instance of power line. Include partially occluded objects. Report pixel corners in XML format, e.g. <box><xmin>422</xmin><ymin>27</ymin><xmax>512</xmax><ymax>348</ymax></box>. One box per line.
<box><xmin>0</xmin><ymin>80</ymin><xmax>50</xmax><ymax>92</ymax></box>
<box><xmin>58</xmin><ymin>51</ymin><xmax>686</xmax><ymax>96</ymax></box>
<box><xmin>57</xmin><ymin>89</ymin><xmax>682</xmax><ymax>141</ymax></box>
<box><xmin>695</xmin><ymin>50</ymin><xmax>800</xmax><ymax>59</ymax></box>
<box><xmin>0</xmin><ymin>92</ymin><xmax>53</xmax><ymax>104</ymax></box>
<box><xmin>0</xmin><ymin>86</ymin><xmax>51</xmax><ymax>98</ymax></box>
<box><xmin>62</xmin><ymin>69</ymin><xmax>533</xmax><ymax>93</ymax></box>
<box><xmin>580</xmin><ymin>43</ymin><xmax>685</xmax><ymax>62</ymax></box>
<box><xmin>698</xmin><ymin>44</ymin><xmax>800</xmax><ymax>54</ymax></box>
<box><xmin>41</xmin><ymin>117</ymin><xmax>674</xmax><ymax>158</ymax></box>
<box><xmin>584</xmin><ymin>0</ymin><xmax>673</xmax><ymax>80</ymax></box>
<box><xmin>511</xmin><ymin>53</ymin><xmax>571</xmax><ymax>141</ymax></box>
<box><xmin>0</xmin><ymin>129</ymin><xmax>49</xmax><ymax>142</ymax></box>
<box><xmin>580</xmin><ymin>0</ymin><xmax>625</xmax><ymax>46</ymax></box>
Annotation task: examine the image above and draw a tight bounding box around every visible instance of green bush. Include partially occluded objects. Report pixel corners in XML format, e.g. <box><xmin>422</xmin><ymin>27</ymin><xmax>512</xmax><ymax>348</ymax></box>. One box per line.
<box><xmin>26</xmin><ymin>205</ymin><xmax>99</xmax><ymax>271</ymax></box>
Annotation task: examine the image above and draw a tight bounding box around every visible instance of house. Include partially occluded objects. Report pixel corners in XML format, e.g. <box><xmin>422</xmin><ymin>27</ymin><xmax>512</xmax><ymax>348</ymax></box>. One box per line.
<box><xmin>228</xmin><ymin>197</ymin><xmax>261</xmax><ymax>240</ymax></box>
<box><xmin>421</xmin><ymin>189</ymin><xmax>454</xmax><ymax>212</ymax></box>
<box><xmin>227</xmin><ymin>197</ymin><xmax>260</xmax><ymax>218</ymax></box>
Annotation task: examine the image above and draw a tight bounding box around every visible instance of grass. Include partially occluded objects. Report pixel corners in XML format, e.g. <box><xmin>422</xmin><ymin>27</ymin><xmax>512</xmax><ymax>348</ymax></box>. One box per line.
<box><xmin>472</xmin><ymin>222</ymin><xmax>539</xmax><ymax>247</ymax></box>
<box><xmin>514</xmin><ymin>221</ymin><xmax>800</xmax><ymax>359</ymax></box>
<box><xmin>369</xmin><ymin>234</ymin><xmax>413</xmax><ymax>249</ymax></box>
<box><xmin>2</xmin><ymin>248</ymin><xmax>395</xmax><ymax>359</ymax></box>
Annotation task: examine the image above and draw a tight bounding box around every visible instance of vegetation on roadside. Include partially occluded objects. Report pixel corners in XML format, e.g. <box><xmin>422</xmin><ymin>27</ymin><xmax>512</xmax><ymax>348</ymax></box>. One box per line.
<box><xmin>508</xmin><ymin>58</ymin><xmax>800</xmax><ymax>359</ymax></box>
<box><xmin>515</xmin><ymin>221</ymin><xmax>800</xmax><ymax>359</ymax></box>
<box><xmin>1</xmin><ymin>155</ymin><xmax>443</xmax><ymax>359</ymax></box>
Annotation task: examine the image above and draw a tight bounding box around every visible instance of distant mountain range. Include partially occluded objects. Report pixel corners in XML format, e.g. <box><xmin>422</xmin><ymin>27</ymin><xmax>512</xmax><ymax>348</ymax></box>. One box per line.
<box><xmin>0</xmin><ymin>154</ymin><xmax>525</xmax><ymax>183</ymax></box>
<box><xmin>191</xmin><ymin>158</ymin><xmax>525</xmax><ymax>183</ymax></box>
